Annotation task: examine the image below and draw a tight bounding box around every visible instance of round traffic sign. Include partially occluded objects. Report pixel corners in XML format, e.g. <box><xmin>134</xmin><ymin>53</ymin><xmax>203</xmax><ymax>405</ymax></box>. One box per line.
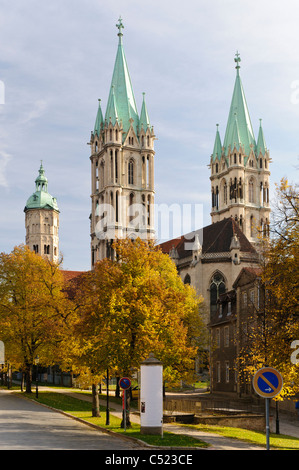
<box><xmin>253</xmin><ymin>367</ymin><xmax>283</xmax><ymax>398</ymax></box>
<box><xmin>119</xmin><ymin>377</ymin><xmax>131</xmax><ymax>390</ymax></box>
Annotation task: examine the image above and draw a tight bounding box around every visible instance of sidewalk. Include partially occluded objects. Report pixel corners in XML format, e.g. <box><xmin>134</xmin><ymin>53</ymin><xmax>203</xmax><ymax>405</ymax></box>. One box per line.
<box><xmin>52</xmin><ymin>389</ymin><xmax>299</xmax><ymax>450</ymax></box>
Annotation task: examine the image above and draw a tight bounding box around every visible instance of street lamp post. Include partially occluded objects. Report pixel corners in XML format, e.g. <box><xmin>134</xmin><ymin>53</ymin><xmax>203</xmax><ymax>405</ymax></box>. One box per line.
<box><xmin>106</xmin><ymin>367</ymin><xmax>110</xmax><ymax>425</ymax></box>
<box><xmin>35</xmin><ymin>356</ymin><xmax>39</xmax><ymax>399</ymax></box>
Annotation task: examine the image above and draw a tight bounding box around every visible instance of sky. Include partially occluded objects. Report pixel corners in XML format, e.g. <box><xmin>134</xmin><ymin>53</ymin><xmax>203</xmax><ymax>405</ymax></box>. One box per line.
<box><xmin>0</xmin><ymin>0</ymin><xmax>298</xmax><ymax>271</ymax></box>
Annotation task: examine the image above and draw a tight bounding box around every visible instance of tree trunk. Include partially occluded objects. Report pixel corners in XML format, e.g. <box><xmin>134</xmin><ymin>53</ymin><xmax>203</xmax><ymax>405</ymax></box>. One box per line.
<box><xmin>115</xmin><ymin>377</ymin><xmax>120</xmax><ymax>398</ymax></box>
<box><xmin>92</xmin><ymin>383</ymin><xmax>101</xmax><ymax>417</ymax></box>
<box><xmin>121</xmin><ymin>390</ymin><xmax>132</xmax><ymax>428</ymax></box>
<box><xmin>25</xmin><ymin>363</ymin><xmax>32</xmax><ymax>393</ymax></box>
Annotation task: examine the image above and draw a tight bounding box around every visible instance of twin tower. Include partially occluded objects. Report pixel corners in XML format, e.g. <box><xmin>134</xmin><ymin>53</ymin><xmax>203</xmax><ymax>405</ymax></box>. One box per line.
<box><xmin>24</xmin><ymin>20</ymin><xmax>270</xmax><ymax>265</ymax></box>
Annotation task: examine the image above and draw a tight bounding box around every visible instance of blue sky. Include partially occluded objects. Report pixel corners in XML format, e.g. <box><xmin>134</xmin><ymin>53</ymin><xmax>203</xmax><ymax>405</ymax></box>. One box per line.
<box><xmin>0</xmin><ymin>0</ymin><xmax>298</xmax><ymax>271</ymax></box>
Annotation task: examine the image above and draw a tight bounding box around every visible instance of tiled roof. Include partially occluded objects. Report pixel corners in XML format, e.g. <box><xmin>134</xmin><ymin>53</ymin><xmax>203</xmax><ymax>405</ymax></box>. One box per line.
<box><xmin>159</xmin><ymin>218</ymin><xmax>256</xmax><ymax>260</ymax></box>
<box><xmin>232</xmin><ymin>266</ymin><xmax>262</xmax><ymax>288</ymax></box>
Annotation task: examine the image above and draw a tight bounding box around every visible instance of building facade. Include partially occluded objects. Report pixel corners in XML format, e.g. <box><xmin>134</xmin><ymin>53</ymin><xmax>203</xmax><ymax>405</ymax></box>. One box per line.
<box><xmin>24</xmin><ymin>163</ymin><xmax>60</xmax><ymax>263</ymax></box>
<box><xmin>89</xmin><ymin>18</ymin><xmax>156</xmax><ymax>266</ymax></box>
<box><xmin>160</xmin><ymin>218</ymin><xmax>259</xmax><ymax>325</ymax></box>
<box><xmin>210</xmin><ymin>53</ymin><xmax>271</xmax><ymax>244</ymax></box>
<box><xmin>209</xmin><ymin>289</ymin><xmax>237</xmax><ymax>393</ymax></box>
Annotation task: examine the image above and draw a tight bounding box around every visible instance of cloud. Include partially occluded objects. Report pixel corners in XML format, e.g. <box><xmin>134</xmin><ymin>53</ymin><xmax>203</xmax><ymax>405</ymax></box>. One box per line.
<box><xmin>0</xmin><ymin>150</ymin><xmax>12</xmax><ymax>187</ymax></box>
<box><xmin>20</xmin><ymin>99</ymin><xmax>47</xmax><ymax>125</ymax></box>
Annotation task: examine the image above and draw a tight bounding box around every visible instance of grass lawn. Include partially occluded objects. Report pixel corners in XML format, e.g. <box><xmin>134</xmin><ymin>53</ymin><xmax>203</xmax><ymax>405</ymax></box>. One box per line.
<box><xmin>175</xmin><ymin>422</ymin><xmax>299</xmax><ymax>451</ymax></box>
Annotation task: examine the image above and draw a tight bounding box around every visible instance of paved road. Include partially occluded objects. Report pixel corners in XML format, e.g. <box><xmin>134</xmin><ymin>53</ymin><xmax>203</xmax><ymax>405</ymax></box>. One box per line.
<box><xmin>0</xmin><ymin>390</ymin><xmax>143</xmax><ymax>450</ymax></box>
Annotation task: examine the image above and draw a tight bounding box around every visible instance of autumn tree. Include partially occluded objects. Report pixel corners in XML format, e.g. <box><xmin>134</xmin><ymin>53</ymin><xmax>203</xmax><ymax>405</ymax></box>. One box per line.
<box><xmin>74</xmin><ymin>238</ymin><xmax>205</xmax><ymax>425</ymax></box>
<box><xmin>0</xmin><ymin>245</ymin><xmax>72</xmax><ymax>393</ymax></box>
<box><xmin>238</xmin><ymin>179</ymin><xmax>299</xmax><ymax>397</ymax></box>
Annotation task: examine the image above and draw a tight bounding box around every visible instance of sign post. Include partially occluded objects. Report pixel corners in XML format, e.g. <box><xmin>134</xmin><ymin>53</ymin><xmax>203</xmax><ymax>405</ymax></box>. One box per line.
<box><xmin>119</xmin><ymin>377</ymin><xmax>131</xmax><ymax>432</ymax></box>
<box><xmin>252</xmin><ymin>367</ymin><xmax>283</xmax><ymax>450</ymax></box>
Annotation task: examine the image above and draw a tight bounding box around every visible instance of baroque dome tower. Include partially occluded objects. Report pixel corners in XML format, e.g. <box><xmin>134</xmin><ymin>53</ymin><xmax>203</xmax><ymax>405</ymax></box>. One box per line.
<box><xmin>24</xmin><ymin>163</ymin><xmax>59</xmax><ymax>263</ymax></box>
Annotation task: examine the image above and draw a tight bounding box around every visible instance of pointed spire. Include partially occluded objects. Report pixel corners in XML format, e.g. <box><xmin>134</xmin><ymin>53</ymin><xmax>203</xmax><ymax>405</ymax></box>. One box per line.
<box><xmin>106</xmin><ymin>86</ymin><xmax>119</xmax><ymax>125</ymax></box>
<box><xmin>140</xmin><ymin>92</ymin><xmax>151</xmax><ymax>130</ymax></box>
<box><xmin>223</xmin><ymin>53</ymin><xmax>256</xmax><ymax>157</ymax></box>
<box><xmin>94</xmin><ymin>99</ymin><xmax>103</xmax><ymax>135</ymax></box>
<box><xmin>256</xmin><ymin>119</ymin><xmax>267</xmax><ymax>155</ymax></box>
<box><xmin>212</xmin><ymin>124</ymin><xmax>222</xmax><ymax>161</ymax></box>
<box><xmin>105</xmin><ymin>18</ymin><xmax>139</xmax><ymax>137</ymax></box>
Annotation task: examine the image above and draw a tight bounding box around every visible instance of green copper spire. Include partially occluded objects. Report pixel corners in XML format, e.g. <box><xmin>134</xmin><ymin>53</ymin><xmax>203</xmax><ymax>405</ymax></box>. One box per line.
<box><xmin>94</xmin><ymin>99</ymin><xmax>103</xmax><ymax>135</ymax></box>
<box><xmin>212</xmin><ymin>124</ymin><xmax>222</xmax><ymax>161</ymax></box>
<box><xmin>223</xmin><ymin>52</ymin><xmax>256</xmax><ymax>157</ymax></box>
<box><xmin>140</xmin><ymin>92</ymin><xmax>150</xmax><ymax>130</ymax></box>
<box><xmin>105</xmin><ymin>17</ymin><xmax>139</xmax><ymax>136</ymax></box>
<box><xmin>24</xmin><ymin>163</ymin><xmax>59</xmax><ymax>212</ymax></box>
<box><xmin>256</xmin><ymin>119</ymin><xmax>267</xmax><ymax>155</ymax></box>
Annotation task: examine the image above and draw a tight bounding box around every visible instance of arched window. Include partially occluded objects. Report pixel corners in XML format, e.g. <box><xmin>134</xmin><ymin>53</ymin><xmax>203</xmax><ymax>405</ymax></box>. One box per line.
<box><xmin>100</xmin><ymin>161</ymin><xmax>104</xmax><ymax>189</ymax></box>
<box><xmin>224</xmin><ymin>181</ymin><xmax>227</xmax><ymax>205</ymax></box>
<box><xmin>249</xmin><ymin>179</ymin><xmax>254</xmax><ymax>203</ymax></box>
<box><xmin>210</xmin><ymin>273</ymin><xmax>226</xmax><ymax>313</ymax></box>
<box><xmin>184</xmin><ymin>274</ymin><xmax>191</xmax><ymax>285</ymax></box>
<box><xmin>129</xmin><ymin>193</ymin><xmax>134</xmax><ymax>222</ymax></box>
<box><xmin>128</xmin><ymin>160</ymin><xmax>134</xmax><ymax>185</ymax></box>
<box><xmin>147</xmin><ymin>195</ymin><xmax>151</xmax><ymax>225</ymax></box>
<box><xmin>116</xmin><ymin>191</ymin><xmax>119</xmax><ymax>223</ymax></box>
<box><xmin>115</xmin><ymin>150</ymin><xmax>118</xmax><ymax>182</ymax></box>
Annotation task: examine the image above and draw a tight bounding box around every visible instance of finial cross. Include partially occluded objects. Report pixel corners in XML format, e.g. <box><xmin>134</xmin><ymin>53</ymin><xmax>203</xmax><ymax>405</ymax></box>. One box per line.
<box><xmin>116</xmin><ymin>16</ymin><xmax>124</xmax><ymax>36</ymax></box>
<box><xmin>234</xmin><ymin>51</ymin><xmax>241</xmax><ymax>69</ymax></box>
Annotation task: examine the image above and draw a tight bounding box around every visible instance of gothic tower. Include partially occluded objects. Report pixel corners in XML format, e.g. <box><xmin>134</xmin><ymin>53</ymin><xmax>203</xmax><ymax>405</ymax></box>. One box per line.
<box><xmin>89</xmin><ymin>18</ymin><xmax>156</xmax><ymax>266</ymax></box>
<box><xmin>210</xmin><ymin>53</ymin><xmax>271</xmax><ymax>243</ymax></box>
<box><xmin>24</xmin><ymin>163</ymin><xmax>60</xmax><ymax>263</ymax></box>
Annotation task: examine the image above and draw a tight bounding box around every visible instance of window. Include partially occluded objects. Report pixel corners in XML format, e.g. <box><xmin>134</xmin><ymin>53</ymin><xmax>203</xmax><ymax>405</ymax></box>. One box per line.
<box><xmin>243</xmin><ymin>292</ymin><xmax>247</xmax><ymax>307</ymax></box>
<box><xmin>224</xmin><ymin>326</ymin><xmax>229</xmax><ymax>347</ymax></box>
<box><xmin>128</xmin><ymin>160</ymin><xmax>134</xmax><ymax>185</ymax></box>
<box><xmin>147</xmin><ymin>195</ymin><xmax>151</xmax><ymax>225</ymax></box>
<box><xmin>227</xmin><ymin>301</ymin><xmax>231</xmax><ymax>315</ymax></box>
<box><xmin>116</xmin><ymin>191</ymin><xmax>119</xmax><ymax>223</ymax></box>
<box><xmin>249</xmin><ymin>179</ymin><xmax>254</xmax><ymax>203</ymax></box>
<box><xmin>129</xmin><ymin>193</ymin><xmax>134</xmax><ymax>222</ymax></box>
<box><xmin>219</xmin><ymin>304</ymin><xmax>223</xmax><ymax>317</ymax></box>
<box><xmin>184</xmin><ymin>274</ymin><xmax>191</xmax><ymax>285</ymax></box>
<box><xmin>225</xmin><ymin>362</ymin><xmax>230</xmax><ymax>383</ymax></box>
<box><xmin>33</xmin><ymin>245</ymin><xmax>39</xmax><ymax>254</ymax></box>
<box><xmin>210</xmin><ymin>273</ymin><xmax>226</xmax><ymax>313</ymax></box>
<box><xmin>44</xmin><ymin>245</ymin><xmax>50</xmax><ymax>255</ymax></box>
<box><xmin>250</xmin><ymin>289</ymin><xmax>255</xmax><ymax>305</ymax></box>
<box><xmin>115</xmin><ymin>150</ymin><xmax>118</xmax><ymax>182</ymax></box>
<box><xmin>223</xmin><ymin>182</ymin><xmax>227</xmax><ymax>204</ymax></box>
<box><xmin>216</xmin><ymin>362</ymin><xmax>221</xmax><ymax>383</ymax></box>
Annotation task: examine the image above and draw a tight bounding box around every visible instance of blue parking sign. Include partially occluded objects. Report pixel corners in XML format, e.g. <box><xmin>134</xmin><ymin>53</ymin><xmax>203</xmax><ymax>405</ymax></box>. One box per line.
<box><xmin>253</xmin><ymin>367</ymin><xmax>283</xmax><ymax>398</ymax></box>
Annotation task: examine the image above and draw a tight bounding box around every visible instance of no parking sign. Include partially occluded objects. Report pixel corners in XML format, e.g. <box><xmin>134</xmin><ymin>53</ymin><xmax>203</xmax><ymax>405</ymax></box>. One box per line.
<box><xmin>253</xmin><ymin>367</ymin><xmax>283</xmax><ymax>399</ymax></box>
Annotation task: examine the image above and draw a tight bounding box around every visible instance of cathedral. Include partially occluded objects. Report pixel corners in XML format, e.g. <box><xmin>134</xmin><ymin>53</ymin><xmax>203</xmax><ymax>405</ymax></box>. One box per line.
<box><xmin>89</xmin><ymin>18</ymin><xmax>156</xmax><ymax>265</ymax></box>
<box><xmin>24</xmin><ymin>20</ymin><xmax>270</xmax><ymax>391</ymax></box>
